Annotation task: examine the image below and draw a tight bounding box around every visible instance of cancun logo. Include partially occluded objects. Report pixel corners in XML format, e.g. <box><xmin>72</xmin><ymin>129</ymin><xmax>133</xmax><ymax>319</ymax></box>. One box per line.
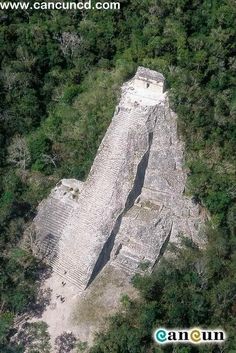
<box><xmin>154</xmin><ymin>328</ymin><xmax>226</xmax><ymax>344</ymax></box>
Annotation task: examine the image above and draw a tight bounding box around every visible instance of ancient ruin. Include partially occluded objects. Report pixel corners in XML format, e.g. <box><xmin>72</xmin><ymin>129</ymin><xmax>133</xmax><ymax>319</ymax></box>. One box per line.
<box><xmin>32</xmin><ymin>67</ymin><xmax>204</xmax><ymax>291</ymax></box>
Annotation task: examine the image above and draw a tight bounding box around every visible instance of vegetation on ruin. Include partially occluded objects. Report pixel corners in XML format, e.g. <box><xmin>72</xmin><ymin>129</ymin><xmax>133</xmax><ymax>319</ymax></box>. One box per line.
<box><xmin>0</xmin><ymin>0</ymin><xmax>235</xmax><ymax>352</ymax></box>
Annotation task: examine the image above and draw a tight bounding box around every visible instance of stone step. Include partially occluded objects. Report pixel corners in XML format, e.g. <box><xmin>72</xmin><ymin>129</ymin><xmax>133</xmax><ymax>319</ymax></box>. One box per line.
<box><xmin>51</xmin><ymin>255</ymin><xmax>89</xmax><ymax>279</ymax></box>
<box><xmin>50</xmin><ymin>197</ymin><xmax>72</xmax><ymax>207</ymax></box>
<box><xmin>51</xmin><ymin>206</ymin><xmax>72</xmax><ymax>218</ymax></box>
<box><xmin>52</xmin><ymin>265</ymin><xmax>86</xmax><ymax>290</ymax></box>
<box><xmin>52</xmin><ymin>262</ymin><xmax>88</xmax><ymax>289</ymax></box>
<box><xmin>45</xmin><ymin>209</ymin><xmax>68</xmax><ymax>219</ymax></box>
<box><xmin>120</xmin><ymin>249</ymin><xmax>143</xmax><ymax>262</ymax></box>
<box><xmin>50</xmin><ymin>255</ymin><xmax>89</xmax><ymax>287</ymax></box>
<box><xmin>40</xmin><ymin>239</ymin><xmax>58</xmax><ymax>252</ymax></box>
<box><xmin>42</xmin><ymin>219</ymin><xmax>64</xmax><ymax>230</ymax></box>
<box><xmin>37</xmin><ymin>200</ymin><xmax>72</xmax><ymax>239</ymax></box>
<box><xmin>124</xmin><ymin>240</ymin><xmax>153</xmax><ymax>254</ymax></box>
<box><xmin>48</xmin><ymin>210</ymin><xmax>70</xmax><ymax>222</ymax></box>
<box><xmin>112</xmin><ymin>259</ymin><xmax>136</xmax><ymax>275</ymax></box>
<box><xmin>40</xmin><ymin>225</ymin><xmax>61</xmax><ymax>238</ymax></box>
<box><xmin>53</xmin><ymin>260</ymin><xmax>88</xmax><ymax>282</ymax></box>
<box><xmin>112</xmin><ymin>250</ymin><xmax>142</xmax><ymax>274</ymax></box>
<box><xmin>43</xmin><ymin>218</ymin><xmax>66</xmax><ymax>231</ymax></box>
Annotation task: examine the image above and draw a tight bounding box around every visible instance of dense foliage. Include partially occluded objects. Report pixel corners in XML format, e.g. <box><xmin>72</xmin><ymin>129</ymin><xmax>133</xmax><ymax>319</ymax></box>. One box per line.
<box><xmin>0</xmin><ymin>0</ymin><xmax>235</xmax><ymax>351</ymax></box>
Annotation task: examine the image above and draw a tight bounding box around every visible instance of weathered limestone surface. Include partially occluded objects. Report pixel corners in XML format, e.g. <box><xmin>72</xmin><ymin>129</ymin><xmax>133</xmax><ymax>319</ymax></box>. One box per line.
<box><xmin>111</xmin><ymin>98</ymin><xmax>203</xmax><ymax>274</ymax></box>
<box><xmin>33</xmin><ymin>67</ymin><xmax>204</xmax><ymax>291</ymax></box>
